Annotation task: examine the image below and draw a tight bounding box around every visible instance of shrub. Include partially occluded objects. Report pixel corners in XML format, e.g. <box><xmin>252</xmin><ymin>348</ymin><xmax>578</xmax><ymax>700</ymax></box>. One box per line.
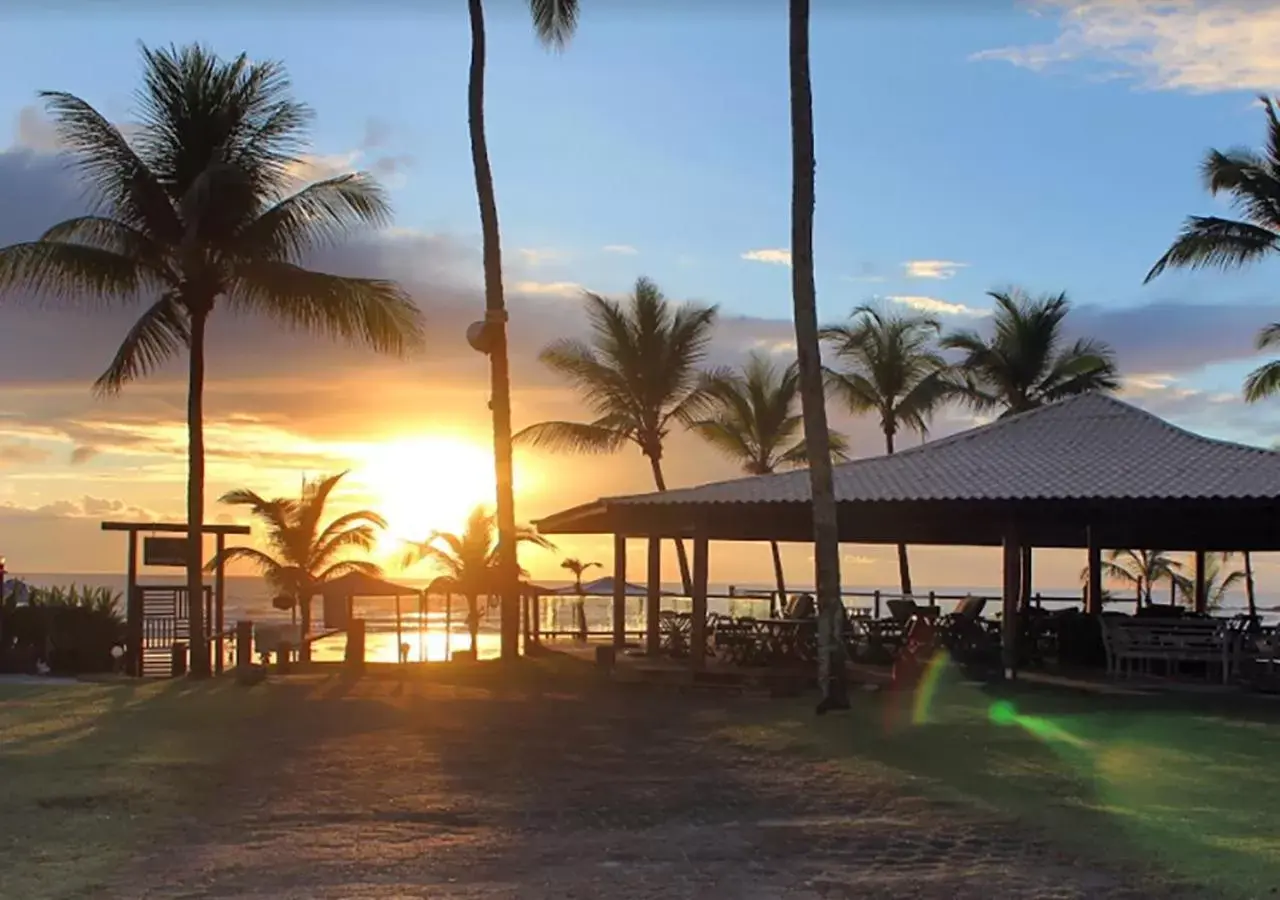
<box><xmin>0</xmin><ymin>584</ymin><xmax>125</xmax><ymax>675</ymax></box>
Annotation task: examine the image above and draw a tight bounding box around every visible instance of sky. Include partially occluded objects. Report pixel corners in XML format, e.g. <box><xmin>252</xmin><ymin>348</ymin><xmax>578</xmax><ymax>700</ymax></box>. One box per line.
<box><xmin>1</xmin><ymin>0</ymin><xmax>1279</xmax><ymax>591</ymax></box>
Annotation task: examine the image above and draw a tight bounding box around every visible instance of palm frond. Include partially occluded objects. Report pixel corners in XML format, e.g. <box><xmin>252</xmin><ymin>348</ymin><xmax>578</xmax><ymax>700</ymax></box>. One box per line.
<box><xmin>1245</xmin><ymin>359</ymin><xmax>1280</xmax><ymax>402</ymax></box>
<box><xmin>92</xmin><ymin>295</ymin><xmax>190</xmax><ymax>395</ymax></box>
<box><xmin>315</xmin><ymin>559</ymin><xmax>383</xmax><ymax>583</ymax></box>
<box><xmin>233</xmin><ymin>173</ymin><xmax>393</xmax><ymax>262</ymax></box>
<box><xmin>227</xmin><ymin>260</ymin><xmax>424</xmax><ymax>355</ymax></box>
<box><xmin>513</xmin><ymin>420</ymin><xmax>629</xmax><ymax>455</ymax></box>
<box><xmin>203</xmin><ymin>544</ymin><xmax>285</xmax><ymax>577</ymax></box>
<box><xmin>0</xmin><ymin>240</ymin><xmax>159</xmax><ymax>309</ymax></box>
<box><xmin>1145</xmin><ymin>216</ymin><xmax>1279</xmax><ymax>282</ymax></box>
<box><xmin>527</xmin><ymin>0</ymin><xmax>580</xmax><ymax>49</ymax></box>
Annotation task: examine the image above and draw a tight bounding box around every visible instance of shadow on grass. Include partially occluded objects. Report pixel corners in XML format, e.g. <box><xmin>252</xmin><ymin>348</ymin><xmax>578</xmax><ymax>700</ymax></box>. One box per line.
<box><xmin>727</xmin><ymin>666</ymin><xmax>1280</xmax><ymax>899</ymax></box>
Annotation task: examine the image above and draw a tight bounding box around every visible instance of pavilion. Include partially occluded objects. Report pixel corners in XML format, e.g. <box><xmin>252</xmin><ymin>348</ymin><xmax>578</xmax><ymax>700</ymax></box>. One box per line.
<box><xmin>534</xmin><ymin>392</ymin><xmax>1280</xmax><ymax>674</ymax></box>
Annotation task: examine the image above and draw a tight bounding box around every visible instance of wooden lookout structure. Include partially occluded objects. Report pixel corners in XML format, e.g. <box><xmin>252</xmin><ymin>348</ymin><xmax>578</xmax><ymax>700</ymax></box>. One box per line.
<box><xmin>534</xmin><ymin>393</ymin><xmax>1280</xmax><ymax>676</ymax></box>
<box><xmin>101</xmin><ymin>521</ymin><xmax>251</xmax><ymax>677</ymax></box>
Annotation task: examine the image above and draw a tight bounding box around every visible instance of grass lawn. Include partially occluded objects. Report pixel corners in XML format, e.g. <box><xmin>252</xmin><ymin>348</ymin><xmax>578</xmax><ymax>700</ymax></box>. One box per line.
<box><xmin>720</xmin><ymin>669</ymin><xmax>1280</xmax><ymax>899</ymax></box>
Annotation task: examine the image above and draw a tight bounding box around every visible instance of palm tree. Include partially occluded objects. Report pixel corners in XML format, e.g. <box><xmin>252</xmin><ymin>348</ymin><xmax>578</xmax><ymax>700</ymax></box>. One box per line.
<box><xmin>942</xmin><ymin>289</ymin><xmax>1119</xmax><ymax>417</ymax></box>
<box><xmin>208</xmin><ymin>471</ymin><xmax>385</xmax><ymax>661</ymax></box>
<box><xmin>1143</xmin><ymin>96</ymin><xmax>1280</xmax><ymax>402</ymax></box>
<box><xmin>1080</xmin><ymin>549</ymin><xmax>1187</xmax><ymax>608</ymax></box>
<box><xmin>467</xmin><ymin>0</ymin><xmax>579</xmax><ymax>662</ymax></box>
<box><xmin>560</xmin><ymin>557</ymin><xmax>599</xmax><ymax>640</ymax></box>
<box><xmin>822</xmin><ymin>305</ymin><xmax>951</xmax><ymax>596</ymax></box>
<box><xmin>515</xmin><ymin>277</ymin><xmax>717</xmax><ymax>594</ymax></box>
<box><xmin>790</xmin><ymin>0</ymin><xmax>847</xmax><ymax>714</ymax></box>
<box><xmin>1179</xmin><ymin>552</ymin><xmax>1247</xmax><ymax>611</ymax></box>
<box><xmin>402</xmin><ymin>505</ymin><xmax>555</xmax><ymax>654</ymax></box>
<box><xmin>689</xmin><ymin>351</ymin><xmax>848</xmax><ymax>600</ymax></box>
<box><xmin>0</xmin><ymin>46</ymin><xmax>424</xmax><ymax>677</ymax></box>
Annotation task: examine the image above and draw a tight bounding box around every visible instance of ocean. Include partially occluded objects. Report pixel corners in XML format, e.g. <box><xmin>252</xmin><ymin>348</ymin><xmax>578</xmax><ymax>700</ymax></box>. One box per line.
<box><xmin>9</xmin><ymin>572</ymin><xmax>1275</xmax><ymax>664</ymax></box>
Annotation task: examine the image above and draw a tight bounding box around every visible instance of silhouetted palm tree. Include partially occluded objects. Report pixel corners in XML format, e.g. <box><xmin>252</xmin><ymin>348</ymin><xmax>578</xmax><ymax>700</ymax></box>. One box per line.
<box><xmin>209</xmin><ymin>471</ymin><xmax>385</xmax><ymax>658</ymax></box>
<box><xmin>822</xmin><ymin>305</ymin><xmax>951</xmax><ymax>596</ymax></box>
<box><xmin>689</xmin><ymin>351</ymin><xmax>848</xmax><ymax>600</ymax></box>
<box><xmin>516</xmin><ymin>277</ymin><xmax>717</xmax><ymax>594</ymax></box>
<box><xmin>1144</xmin><ymin>97</ymin><xmax>1280</xmax><ymax>402</ymax></box>
<box><xmin>1179</xmin><ymin>552</ymin><xmax>1246</xmax><ymax>612</ymax></box>
<box><xmin>402</xmin><ymin>506</ymin><xmax>555</xmax><ymax>654</ymax></box>
<box><xmin>560</xmin><ymin>557</ymin><xmax>599</xmax><ymax>640</ymax></box>
<box><xmin>1080</xmin><ymin>549</ymin><xmax>1186</xmax><ymax>607</ymax></box>
<box><xmin>0</xmin><ymin>45</ymin><xmax>424</xmax><ymax>676</ymax></box>
<box><xmin>468</xmin><ymin>0</ymin><xmax>579</xmax><ymax>662</ymax></box>
<box><xmin>942</xmin><ymin>290</ymin><xmax>1119</xmax><ymax>417</ymax></box>
<box><xmin>789</xmin><ymin>0</ymin><xmax>846</xmax><ymax>713</ymax></box>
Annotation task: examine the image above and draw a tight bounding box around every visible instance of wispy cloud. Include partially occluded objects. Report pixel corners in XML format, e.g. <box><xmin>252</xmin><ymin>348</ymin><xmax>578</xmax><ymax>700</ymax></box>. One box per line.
<box><xmin>741</xmin><ymin>248</ymin><xmax>792</xmax><ymax>267</ymax></box>
<box><xmin>602</xmin><ymin>244</ymin><xmax>638</xmax><ymax>255</ymax></box>
<box><xmin>517</xmin><ymin>248</ymin><xmax>568</xmax><ymax>267</ymax></box>
<box><xmin>886</xmin><ymin>295</ymin><xmax>989</xmax><ymax>317</ymax></box>
<box><xmin>512</xmin><ymin>280</ymin><xmax>583</xmax><ymax>298</ymax></box>
<box><xmin>841</xmin><ymin>274</ymin><xmax>887</xmax><ymax>284</ymax></box>
<box><xmin>903</xmin><ymin>259</ymin><xmax>968</xmax><ymax>280</ymax></box>
<box><xmin>972</xmin><ymin>0</ymin><xmax>1280</xmax><ymax>93</ymax></box>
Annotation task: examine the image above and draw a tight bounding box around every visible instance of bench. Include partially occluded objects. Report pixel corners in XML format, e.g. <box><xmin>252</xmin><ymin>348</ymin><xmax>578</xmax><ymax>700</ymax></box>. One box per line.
<box><xmin>1100</xmin><ymin>618</ymin><xmax>1237</xmax><ymax>683</ymax></box>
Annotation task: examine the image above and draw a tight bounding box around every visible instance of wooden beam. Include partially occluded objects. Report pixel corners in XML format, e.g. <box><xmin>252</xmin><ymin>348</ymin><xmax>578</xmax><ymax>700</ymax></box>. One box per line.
<box><xmin>690</xmin><ymin>526</ymin><xmax>709</xmax><ymax>672</ymax></box>
<box><xmin>645</xmin><ymin>536</ymin><xmax>661</xmax><ymax>657</ymax></box>
<box><xmin>1086</xmin><ymin>527</ymin><xmax>1103</xmax><ymax>615</ymax></box>
<box><xmin>1194</xmin><ymin>549</ymin><xmax>1207</xmax><ymax>614</ymax></box>
<box><xmin>1001</xmin><ymin>526</ymin><xmax>1020</xmax><ymax>679</ymax></box>
<box><xmin>126</xmin><ymin>529</ymin><xmax>140</xmax><ymax>677</ymax></box>
<box><xmin>214</xmin><ymin>532</ymin><xmax>226</xmax><ymax>675</ymax></box>
<box><xmin>612</xmin><ymin>533</ymin><xmax>626</xmax><ymax>648</ymax></box>
<box><xmin>100</xmin><ymin>521</ymin><xmax>250</xmax><ymax>535</ymax></box>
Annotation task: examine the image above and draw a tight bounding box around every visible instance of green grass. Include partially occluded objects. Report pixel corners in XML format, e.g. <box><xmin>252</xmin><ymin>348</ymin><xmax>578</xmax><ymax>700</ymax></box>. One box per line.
<box><xmin>721</xmin><ymin>670</ymin><xmax>1280</xmax><ymax>898</ymax></box>
<box><xmin>0</xmin><ymin>679</ymin><xmax>276</xmax><ymax>900</ymax></box>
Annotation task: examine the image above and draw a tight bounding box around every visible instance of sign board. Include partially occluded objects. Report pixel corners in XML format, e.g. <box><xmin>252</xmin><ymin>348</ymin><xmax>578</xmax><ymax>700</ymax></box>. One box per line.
<box><xmin>143</xmin><ymin>536</ymin><xmax>190</xmax><ymax>568</ymax></box>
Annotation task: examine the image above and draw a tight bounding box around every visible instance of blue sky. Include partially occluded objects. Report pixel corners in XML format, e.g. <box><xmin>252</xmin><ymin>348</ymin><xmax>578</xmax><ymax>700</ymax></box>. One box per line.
<box><xmin>2</xmin><ymin>1</ymin><xmax>1280</xmax><ymax>583</ymax></box>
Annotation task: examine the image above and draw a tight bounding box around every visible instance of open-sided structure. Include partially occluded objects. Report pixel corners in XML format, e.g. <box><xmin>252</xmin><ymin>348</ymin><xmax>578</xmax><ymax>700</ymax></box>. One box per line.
<box><xmin>535</xmin><ymin>393</ymin><xmax>1280</xmax><ymax>673</ymax></box>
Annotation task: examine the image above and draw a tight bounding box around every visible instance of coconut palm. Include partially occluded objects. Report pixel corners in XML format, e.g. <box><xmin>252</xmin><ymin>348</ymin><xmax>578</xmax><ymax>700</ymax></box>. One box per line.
<box><xmin>1179</xmin><ymin>552</ymin><xmax>1247</xmax><ymax>612</ymax></box>
<box><xmin>515</xmin><ymin>277</ymin><xmax>717</xmax><ymax>594</ymax></box>
<box><xmin>822</xmin><ymin>305</ymin><xmax>951</xmax><ymax>596</ymax></box>
<box><xmin>942</xmin><ymin>289</ymin><xmax>1119</xmax><ymax>417</ymax></box>
<box><xmin>0</xmin><ymin>46</ymin><xmax>424</xmax><ymax>676</ymax></box>
<box><xmin>402</xmin><ymin>505</ymin><xmax>555</xmax><ymax>654</ymax></box>
<box><xmin>560</xmin><ymin>557</ymin><xmax>599</xmax><ymax>640</ymax></box>
<box><xmin>1080</xmin><ymin>549</ymin><xmax>1187</xmax><ymax>607</ymax></box>
<box><xmin>789</xmin><ymin>0</ymin><xmax>847</xmax><ymax>713</ymax></box>
<box><xmin>467</xmin><ymin>0</ymin><xmax>579</xmax><ymax>662</ymax></box>
<box><xmin>209</xmin><ymin>471</ymin><xmax>385</xmax><ymax>659</ymax></box>
<box><xmin>1144</xmin><ymin>97</ymin><xmax>1280</xmax><ymax>402</ymax></box>
<box><xmin>689</xmin><ymin>351</ymin><xmax>848</xmax><ymax>600</ymax></box>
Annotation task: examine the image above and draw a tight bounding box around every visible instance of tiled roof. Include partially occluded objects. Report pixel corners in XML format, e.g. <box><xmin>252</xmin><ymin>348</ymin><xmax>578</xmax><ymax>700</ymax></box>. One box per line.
<box><xmin>604</xmin><ymin>392</ymin><xmax>1280</xmax><ymax>507</ymax></box>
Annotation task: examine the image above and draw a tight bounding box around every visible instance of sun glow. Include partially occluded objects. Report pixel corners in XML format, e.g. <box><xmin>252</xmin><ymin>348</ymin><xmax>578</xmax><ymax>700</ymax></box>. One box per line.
<box><xmin>354</xmin><ymin>435</ymin><xmax>502</xmax><ymax>559</ymax></box>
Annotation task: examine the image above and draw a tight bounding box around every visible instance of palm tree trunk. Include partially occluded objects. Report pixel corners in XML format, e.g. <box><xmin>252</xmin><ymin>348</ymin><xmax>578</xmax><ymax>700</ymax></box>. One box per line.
<box><xmin>185</xmin><ymin>305</ymin><xmax>209</xmax><ymax>678</ymax></box>
<box><xmin>468</xmin><ymin>0</ymin><xmax>521</xmax><ymax>663</ymax></box>
<box><xmin>467</xmin><ymin>594</ymin><xmax>481</xmax><ymax>656</ymax></box>
<box><xmin>647</xmin><ymin>456</ymin><xmax>693</xmax><ymax>594</ymax></box>
<box><xmin>791</xmin><ymin>0</ymin><xmax>846</xmax><ymax>713</ymax></box>
<box><xmin>769</xmin><ymin>540</ymin><xmax>787</xmax><ymax>603</ymax></box>
<box><xmin>573</xmin><ymin>575</ymin><xmax>587</xmax><ymax>641</ymax></box>
<box><xmin>1245</xmin><ymin>551</ymin><xmax>1258</xmax><ymax>620</ymax></box>
<box><xmin>884</xmin><ymin>430</ymin><xmax>912</xmax><ymax>596</ymax></box>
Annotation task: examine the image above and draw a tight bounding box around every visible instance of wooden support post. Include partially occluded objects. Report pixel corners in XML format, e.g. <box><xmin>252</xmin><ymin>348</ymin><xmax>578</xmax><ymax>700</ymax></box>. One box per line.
<box><xmin>873</xmin><ymin>589</ymin><xmax>881</xmax><ymax>620</ymax></box>
<box><xmin>1019</xmin><ymin>546</ymin><xmax>1033</xmax><ymax>612</ymax></box>
<box><xmin>1002</xmin><ymin>527</ymin><xmax>1020</xmax><ymax>679</ymax></box>
<box><xmin>1086</xmin><ymin>528</ymin><xmax>1103</xmax><ymax>615</ymax></box>
<box><xmin>1194</xmin><ymin>550</ymin><xmax>1207</xmax><ymax>614</ymax></box>
<box><xmin>395</xmin><ymin>594</ymin><xmax>404</xmax><ymax>662</ymax></box>
<box><xmin>928</xmin><ymin>589</ymin><xmax>936</xmax><ymax>612</ymax></box>
<box><xmin>690</xmin><ymin>528</ymin><xmax>709</xmax><ymax>671</ymax></box>
<box><xmin>345</xmin><ymin>618</ymin><xmax>365</xmax><ymax>671</ymax></box>
<box><xmin>126</xmin><ymin>532</ymin><xmax>140</xmax><ymax>677</ymax></box>
<box><xmin>235</xmin><ymin>620</ymin><xmax>254</xmax><ymax>668</ymax></box>
<box><xmin>646</xmin><ymin>536</ymin><xmax>661</xmax><ymax>656</ymax></box>
<box><xmin>612</xmin><ymin>533</ymin><xmax>626</xmax><ymax>648</ymax></box>
<box><xmin>214</xmin><ymin>533</ymin><xmax>226</xmax><ymax>674</ymax></box>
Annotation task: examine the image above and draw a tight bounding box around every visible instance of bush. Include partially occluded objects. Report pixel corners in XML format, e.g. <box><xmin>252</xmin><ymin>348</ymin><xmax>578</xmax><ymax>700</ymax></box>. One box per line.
<box><xmin>0</xmin><ymin>584</ymin><xmax>125</xmax><ymax>675</ymax></box>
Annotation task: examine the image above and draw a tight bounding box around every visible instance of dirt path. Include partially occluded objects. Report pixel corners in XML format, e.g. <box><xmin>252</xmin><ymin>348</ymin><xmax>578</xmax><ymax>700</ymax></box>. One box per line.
<box><xmin>125</xmin><ymin>671</ymin><xmax>1201</xmax><ymax>899</ymax></box>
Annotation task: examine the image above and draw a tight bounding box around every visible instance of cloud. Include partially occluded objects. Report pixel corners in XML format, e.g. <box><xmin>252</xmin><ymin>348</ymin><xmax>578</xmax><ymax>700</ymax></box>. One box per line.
<box><xmin>0</xmin><ymin>441</ymin><xmax>50</xmax><ymax>465</ymax></box>
<box><xmin>741</xmin><ymin>248</ymin><xmax>791</xmax><ymax>267</ymax></box>
<box><xmin>903</xmin><ymin>259</ymin><xmax>968</xmax><ymax>280</ymax></box>
<box><xmin>602</xmin><ymin>244</ymin><xmax>638</xmax><ymax>255</ymax></box>
<box><xmin>517</xmin><ymin>248</ymin><xmax>567</xmax><ymax>267</ymax></box>
<box><xmin>69</xmin><ymin>445</ymin><xmax>98</xmax><ymax>465</ymax></box>
<box><xmin>973</xmin><ymin>0</ymin><xmax>1280</xmax><ymax>93</ymax></box>
<box><xmin>885</xmin><ymin>295</ymin><xmax>990</xmax><ymax>317</ymax></box>
<box><xmin>512</xmin><ymin>280</ymin><xmax>584</xmax><ymax>298</ymax></box>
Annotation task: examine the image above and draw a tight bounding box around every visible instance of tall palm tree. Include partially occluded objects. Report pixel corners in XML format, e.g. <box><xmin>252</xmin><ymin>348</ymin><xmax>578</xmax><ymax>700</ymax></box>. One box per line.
<box><xmin>1080</xmin><ymin>549</ymin><xmax>1187</xmax><ymax>608</ymax></box>
<box><xmin>942</xmin><ymin>289</ymin><xmax>1119</xmax><ymax>417</ymax></box>
<box><xmin>1144</xmin><ymin>96</ymin><xmax>1280</xmax><ymax>402</ymax></box>
<box><xmin>208</xmin><ymin>471</ymin><xmax>385</xmax><ymax>660</ymax></box>
<box><xmin>0</xmin><ymin>45</ymin><xmax>424</xmax><ymax>676</ymax></box>
<box><xmin>822</xmin><ymin>305</ymin><xmax>951</xmax><ymax>596</ymax></box>
<box><xmin>402</xmin><ymin>505</ymin><xmax>555</xmax><ymax>655</ymax></box>
<box><xmin>1179</xmin><ymin>552</ymin><xmax>1247</xmax><ymax>612</ymax></box>
<box><xmin>515</xmin><ymin>277</ymin><xmax>717</xmax><ymax>594</ymax></box>
<box><xmin>560</xmin><ymin>557</ymin><xmax>599</xmax><ymax>640</ymax></box>
<box><xmin>468</xmin><ymin>0</ymin><xmax>579</xmax><ymax>662</ymax></box>
<box><xmin>789</xmin><ymin>0</ymin><xmax>847</xmax><ymax>714</ymax></box>
<box><xmin>689</xmin><ymin>351</ymin><xmax>848</xmax><ymax>600</ymax></box>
